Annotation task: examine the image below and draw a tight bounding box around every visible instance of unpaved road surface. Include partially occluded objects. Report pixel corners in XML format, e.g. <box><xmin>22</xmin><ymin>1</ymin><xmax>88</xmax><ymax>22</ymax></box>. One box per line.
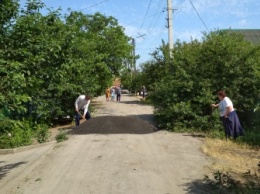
<box><xmin>0</xmin><ymin>94</ymin><xmax>212</xmax><ymax>194</ymax></box>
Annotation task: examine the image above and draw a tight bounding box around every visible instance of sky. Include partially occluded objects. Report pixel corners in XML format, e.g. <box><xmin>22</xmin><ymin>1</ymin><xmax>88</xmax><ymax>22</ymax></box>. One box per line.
<box><xmin>18</xmin><ymin>0</ymin><xmax>260</xmax><ymax>67</ymax></box>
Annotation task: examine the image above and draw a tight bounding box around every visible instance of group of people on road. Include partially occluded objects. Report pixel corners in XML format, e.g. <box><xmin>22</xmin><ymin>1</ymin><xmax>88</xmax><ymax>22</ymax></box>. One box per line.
<box><xmin>74</xmin><ymin>89</ymin><xmax>245</xmax><ymax>141</ymax></box>
<box><xmin>105</xmin><ymin>86</ymin><xmax>122</xmax><ymax>102</ymax></box>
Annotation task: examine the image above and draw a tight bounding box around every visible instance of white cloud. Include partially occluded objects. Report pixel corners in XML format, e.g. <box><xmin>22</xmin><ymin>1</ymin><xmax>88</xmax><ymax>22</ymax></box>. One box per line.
<box><xmin>175</xmin><ymin>30</ymin><xmax>204</xmax><ymax>42</ymax></box>
<box><xmin>179</xmin><ymin>0</ymin><xmax>258</xmax><ymax>18</ymax></box>
<box><xmin>123</xmin><ymin>25</ymin><xmax>141</xmax><ymax>37</ymax></box>
<box><xmin>238</xmin><ymin>19</ymin><xmax>249</xmax><ymax>27</ymax></box>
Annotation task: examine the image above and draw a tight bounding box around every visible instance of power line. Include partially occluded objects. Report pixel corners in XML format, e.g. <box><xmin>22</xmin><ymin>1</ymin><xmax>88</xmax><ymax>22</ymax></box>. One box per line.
<box><xmin>138</xmin><ymin>9</ymin><xmax>165</xmax><ymax>52</ymax></box>
<box><xmin>138</xmin><ymin>0</ymin><xmax>153</xmax><ymax>33</ymax></box>
<box><xmin>146</xmin><ymin>2</ymin><xmax>165</xmax><ymax>35</ymax></box>
<box><xmin>124</xmin><ymin>11</ymin><xmax>163</xmax><ymax>26</ymax></box>
<box><xmin>175</xmin><ymin>0</ymin><xmax>186</xmax><ymax>14</ymax></box>
<box><xmin>79</xmin><ymin>0</ymin><xmax>109</xmax><ymax>11</ymax></box>
<box><xmin>189</xmin><ymin>0</ymin><xmax>209</xmax><ymax>32</ymax></box>
<box><xmin>135</xmin><ymin>0</ymin><xmax>168</xmax><ymax>63</ymax></box>
<box><xmin>137</xmin><ymin>0</ymin><xmax>165</xmax><ymax>43</ymax></box>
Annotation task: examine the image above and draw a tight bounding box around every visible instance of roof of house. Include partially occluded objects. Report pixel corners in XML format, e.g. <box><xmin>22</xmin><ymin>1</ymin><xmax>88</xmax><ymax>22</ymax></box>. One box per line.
<box><xmin>223</xmin><ymin>29</ymin><xmax>260</xmax><ymax>45</ymax></box>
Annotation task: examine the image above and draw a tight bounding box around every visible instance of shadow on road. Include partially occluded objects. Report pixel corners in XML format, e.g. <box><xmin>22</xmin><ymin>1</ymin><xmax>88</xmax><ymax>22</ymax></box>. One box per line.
<box><xmin>0</xmin><ymin>161</ymin><xmax>28</xmax><ymax>180</ymax></box>
<box><xmin>182</xmin><ymin>134</ymin><xmax>206</xmax><ymax>138</ymax></box>
<box><xmin>119</xmin><ymin>100</ymin><xmax>149</xmax><ymax>106</ymax></box>
<box><xmin>182</xmin><ymin>178</ymin><xmax>235</xmax><ymax>194</ymax></box>
<box><xmin>183</xmin><ymin>172</ymin><xmax>260</xmax><ymax>194</ymax></box>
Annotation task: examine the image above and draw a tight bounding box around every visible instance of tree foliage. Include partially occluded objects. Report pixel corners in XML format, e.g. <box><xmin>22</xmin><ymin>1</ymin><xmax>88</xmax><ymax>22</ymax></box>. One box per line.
<box><xmin>0</xmin><ymin>0</ymin><xmax>133</xmax><ymax>148</ymax></box>
<box><xmin>145</xmin><ymin>31</ymin><xmax>259</xmax><ymax>131</ymax></box>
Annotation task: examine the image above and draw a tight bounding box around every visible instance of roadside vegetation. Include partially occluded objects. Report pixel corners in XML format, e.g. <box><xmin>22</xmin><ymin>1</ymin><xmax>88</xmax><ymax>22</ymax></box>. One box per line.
<box><xmin>0</xmin><ymin>0</ymin><xmax>133</xmax><ymax>148</ymax></box>
<box><xmin>55</xmin><ymin>132</ymin><xmax>68</xmax><ymax>143</ymax></box>
<box><xmin>128</xmin><ymin>30</ymin><xmax>259</xmax><ymax>147</ymax></box>
<box><xmin>125</xmin><ymin>30</ymin><xmax>260</xmax><ymax>192</ymax></box>
<box><xmin>0</xmin><ymin>0</ymin><xmax>259</xmax><ymax>192</ymax></box>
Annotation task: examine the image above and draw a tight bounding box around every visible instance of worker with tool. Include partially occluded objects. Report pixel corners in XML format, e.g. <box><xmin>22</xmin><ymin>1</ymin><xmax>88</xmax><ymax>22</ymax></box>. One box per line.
<box><xmin>74</xmin><ymin>95</ymin><xmax>91</xmax><ymax>126</ymax></box>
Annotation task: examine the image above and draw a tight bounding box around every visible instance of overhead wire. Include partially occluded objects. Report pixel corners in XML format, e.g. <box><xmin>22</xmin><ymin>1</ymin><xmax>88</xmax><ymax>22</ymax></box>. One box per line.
<box><xmin>178</xmin><ymin>0</ymin><xmax>186</xmax><ymax>10</ymax></box>
<box><xmin>137</xmin><ymin>0</ymin><xmax>187</xmax><ymax>60</ymax></box>
<box><xmin>146</xmin><ymin>1</ymin><xmax>166</xmax><ymax>35</ymax></box>
<box><xmin>124</xmin><ymin>11</ymin><xmax>165</xmax><ymax>26</ymax></box>
<box><xmin>23</xmin><ymin>0</ymin><xmax>110</xmax><ymax>13</ymax></box>
<box><xmin>79</xmin><ymin>0</ymin><xmax>109</xmax><ymax>11</ymax></box>
<box><xmin>135</xmin><ymin>0</ymin><xmax>168</xmax><ymax>61</ymax></box>
<box><xmin>138</xmin><ymin>0</ymin><xmax>153</xmax><ymax>33</ymax></box>
<box><xmin>174</xmin><ymin>0</ymin><xmax>186</xmax><ymax>16</ymax></box>
<box><xmin>189</xmin><ymin>0</ymin><xmax>209</xmax><ymax>32</ymax></box>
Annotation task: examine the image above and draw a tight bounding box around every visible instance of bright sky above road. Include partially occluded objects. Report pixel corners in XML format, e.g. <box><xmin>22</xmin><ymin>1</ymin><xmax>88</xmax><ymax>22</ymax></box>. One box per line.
<box><xmin>19</xmin><ymin>0</ymin><xmax>260</xmax><ymax>67</ymax></box>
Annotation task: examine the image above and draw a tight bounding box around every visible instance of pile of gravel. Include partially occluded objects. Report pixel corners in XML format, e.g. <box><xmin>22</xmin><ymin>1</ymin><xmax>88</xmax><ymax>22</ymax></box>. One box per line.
<box><xmin>70</xmin><ymin>116</ymin><xmax>157</xmax><ymax>134</ymax></box>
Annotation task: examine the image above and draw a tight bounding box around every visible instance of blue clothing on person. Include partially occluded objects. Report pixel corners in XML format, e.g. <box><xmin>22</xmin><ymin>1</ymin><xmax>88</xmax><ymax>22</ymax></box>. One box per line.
<box><xmin>220</xmin><ymin>111</ymin><xmax>244</xmax><ymax>139</ymax></box>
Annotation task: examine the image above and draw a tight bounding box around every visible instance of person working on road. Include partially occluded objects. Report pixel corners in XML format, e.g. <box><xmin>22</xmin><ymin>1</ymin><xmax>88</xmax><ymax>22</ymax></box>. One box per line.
<box><xmin>75</xmin><ymin>95</ymin><xmax>91</xmax><ymax>126</ymax></box>
<box><xmin>211</xmin><ymin>90</ymin><xmax>244</xmax><ymax>139</ymax></box>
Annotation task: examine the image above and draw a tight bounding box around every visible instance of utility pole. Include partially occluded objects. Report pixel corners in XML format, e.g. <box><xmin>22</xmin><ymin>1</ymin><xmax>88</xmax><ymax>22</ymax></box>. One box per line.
<box><xmin>132</xmin><ymin>38</ymin><xmax>136</xmax><ymax>72</ymax></box>
<box><xmin>131</xmin><ymin>38</ymin><xmax>137</xmax><ymax>95</ymax></box>
<box><xmin>167</xmin><ymin>0</ymin><xmax>173</xmax><ymax>59</ymax></box>
<box><xmin>131</xmin><ymin>34</ymin><xmax>145</xmax><ymax>72</ymax></box>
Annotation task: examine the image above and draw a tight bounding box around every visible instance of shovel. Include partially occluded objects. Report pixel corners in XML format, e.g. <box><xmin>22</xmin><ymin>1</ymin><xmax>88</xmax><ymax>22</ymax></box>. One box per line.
<box><xmin>78</xmin><ymin>111</ymin><xmax>86</xmax><ymax>120</ymax></box>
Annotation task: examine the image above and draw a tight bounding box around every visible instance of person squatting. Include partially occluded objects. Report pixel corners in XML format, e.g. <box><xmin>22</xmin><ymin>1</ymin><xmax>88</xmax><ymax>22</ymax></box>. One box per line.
<box><xmin>74</xmin><ymin>95</ymin><xmax>91</xmax><ymax>126</ymax></box>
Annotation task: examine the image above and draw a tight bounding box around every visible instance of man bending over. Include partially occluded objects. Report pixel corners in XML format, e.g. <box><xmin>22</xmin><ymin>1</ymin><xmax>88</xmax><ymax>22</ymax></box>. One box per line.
<box><xmin>75</xmin><ymin>95</ymin><xmax>91</xmax><ymax>126</ymax></box>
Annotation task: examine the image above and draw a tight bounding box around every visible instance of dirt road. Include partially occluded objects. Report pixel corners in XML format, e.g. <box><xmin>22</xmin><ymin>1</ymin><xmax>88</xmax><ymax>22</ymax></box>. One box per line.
<box><xmin>0</xmin><ymin>94</ymin><xmax>212</xmax><ymax>194</ymax></box>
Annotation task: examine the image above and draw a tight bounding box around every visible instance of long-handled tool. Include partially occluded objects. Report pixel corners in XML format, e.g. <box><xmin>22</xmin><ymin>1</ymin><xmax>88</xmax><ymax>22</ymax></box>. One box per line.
<box><xmin>78</xmin><ymin>111</ymin><xmax>86</xmax><ymax>120</ymax></box>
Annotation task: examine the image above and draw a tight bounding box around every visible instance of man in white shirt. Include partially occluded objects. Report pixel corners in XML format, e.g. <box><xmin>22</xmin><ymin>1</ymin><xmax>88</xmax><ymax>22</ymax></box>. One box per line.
<box><xmin>75</xmin><ymin>95</ymin><xmax>91</xmax><ymax>126</ymax></box>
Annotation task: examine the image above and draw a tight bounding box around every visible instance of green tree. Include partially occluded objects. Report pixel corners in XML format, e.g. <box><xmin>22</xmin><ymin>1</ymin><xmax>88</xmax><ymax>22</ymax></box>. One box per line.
<box><xmin>0</xmin><ymin>0</ymin><xmax>133</xmax><ymax>148</ymax></box>
<box><xmin>0</xmin><ymin>0</ymin><xmax>30</xmax><ymax>119</ymax></box>
<box><xmin>0</xmin><ymin>0</ymin><xmax>19</xmax><ymax>32</ymax></box>
<box><xmin>146</xmin><ymin>31</ymin><xmax>259</xmax><ymax>131</ymax></box>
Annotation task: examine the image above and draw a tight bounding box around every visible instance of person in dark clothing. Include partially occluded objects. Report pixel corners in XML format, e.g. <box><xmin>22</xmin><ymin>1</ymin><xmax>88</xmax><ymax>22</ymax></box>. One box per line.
<box><xmin>142</xmin><ymin>85</ymin><xmax>146</xmax><ymax>98</ymax></box>
<box><xmin>116</xmin><ymin>86</ymin><xmax>122</xmax><ymax>102</ymax></box>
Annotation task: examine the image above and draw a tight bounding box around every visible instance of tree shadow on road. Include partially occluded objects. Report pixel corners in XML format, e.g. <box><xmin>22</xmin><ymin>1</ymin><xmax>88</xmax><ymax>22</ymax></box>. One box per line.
<box><xmin>182</xmin><ymin>178</ymin><xmax>227</xmax><ymax>194</ymax></box>
<box><xmin>0</xmin><ymin>161</ymin><xmax>28</xmax><ymax>180</ymax></box>
<box><xmin>181</xmin><ymin>176</ymin><xmax>258</xmax><ymax>194</ymax></box>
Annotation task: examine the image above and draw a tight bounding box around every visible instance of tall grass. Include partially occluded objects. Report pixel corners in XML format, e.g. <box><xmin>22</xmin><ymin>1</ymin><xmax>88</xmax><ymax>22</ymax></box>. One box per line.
<box><xmin>207</xmin><ymin>128</ymin><xmax>260</xmax><ymax>148</ymax></box>
<box><xmin>236</xmin><ymin>129</ymin><xmax>260</xmax><ymax>147</ymax></box>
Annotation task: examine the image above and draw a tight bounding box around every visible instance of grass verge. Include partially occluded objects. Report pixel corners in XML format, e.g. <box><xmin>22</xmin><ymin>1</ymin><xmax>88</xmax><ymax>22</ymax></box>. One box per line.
<box><xmin>55</xmin><ymin>132</ymin><xmax>68</xmax><ymax>143</ymax></box>
<box><xmin>201</xmin><ymin>137</ymin><xmax>260</xmax><ymax>192</ymax></box>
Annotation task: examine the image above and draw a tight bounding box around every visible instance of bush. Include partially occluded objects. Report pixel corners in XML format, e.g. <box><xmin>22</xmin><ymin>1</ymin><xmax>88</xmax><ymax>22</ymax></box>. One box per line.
<box><xmin>150</xmin><ymin>74</ymin><xmax>214</xmax><ymax>131</ymax></box>
<box><xmin>55</xmin><ymin>132</ymin><xmax>68</xmax><ymax>143</ymax></box>
<box><xmin>0</xmin><ymin>118</ymin><xmax>51</xmax><ymax>148</ymax></box>
<box><xmin>35</xmin><ymin>124</ymin><xmax>50</xmax><ymax>143</ymax></box>
<box><xmin>236</xmin><ymin>129</ymin><xmax>260</xmax><ymax>147</ymax></box>
<box><xmin>148</xmin><ymin>31</ymin><xmax>259</xmax><ymax>133</ymax></box>
<box><xmin>0</xmin><ymin>119</ymin><xmax>33</xmax><ymax>149</ymax></box>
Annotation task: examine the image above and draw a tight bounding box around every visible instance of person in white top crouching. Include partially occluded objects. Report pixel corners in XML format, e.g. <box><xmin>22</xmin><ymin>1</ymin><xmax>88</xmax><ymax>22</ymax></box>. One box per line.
<box><xmin>75</xmin><ymin>95</ymin><xmax>91</xmax><ymax>126</ymax></box>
